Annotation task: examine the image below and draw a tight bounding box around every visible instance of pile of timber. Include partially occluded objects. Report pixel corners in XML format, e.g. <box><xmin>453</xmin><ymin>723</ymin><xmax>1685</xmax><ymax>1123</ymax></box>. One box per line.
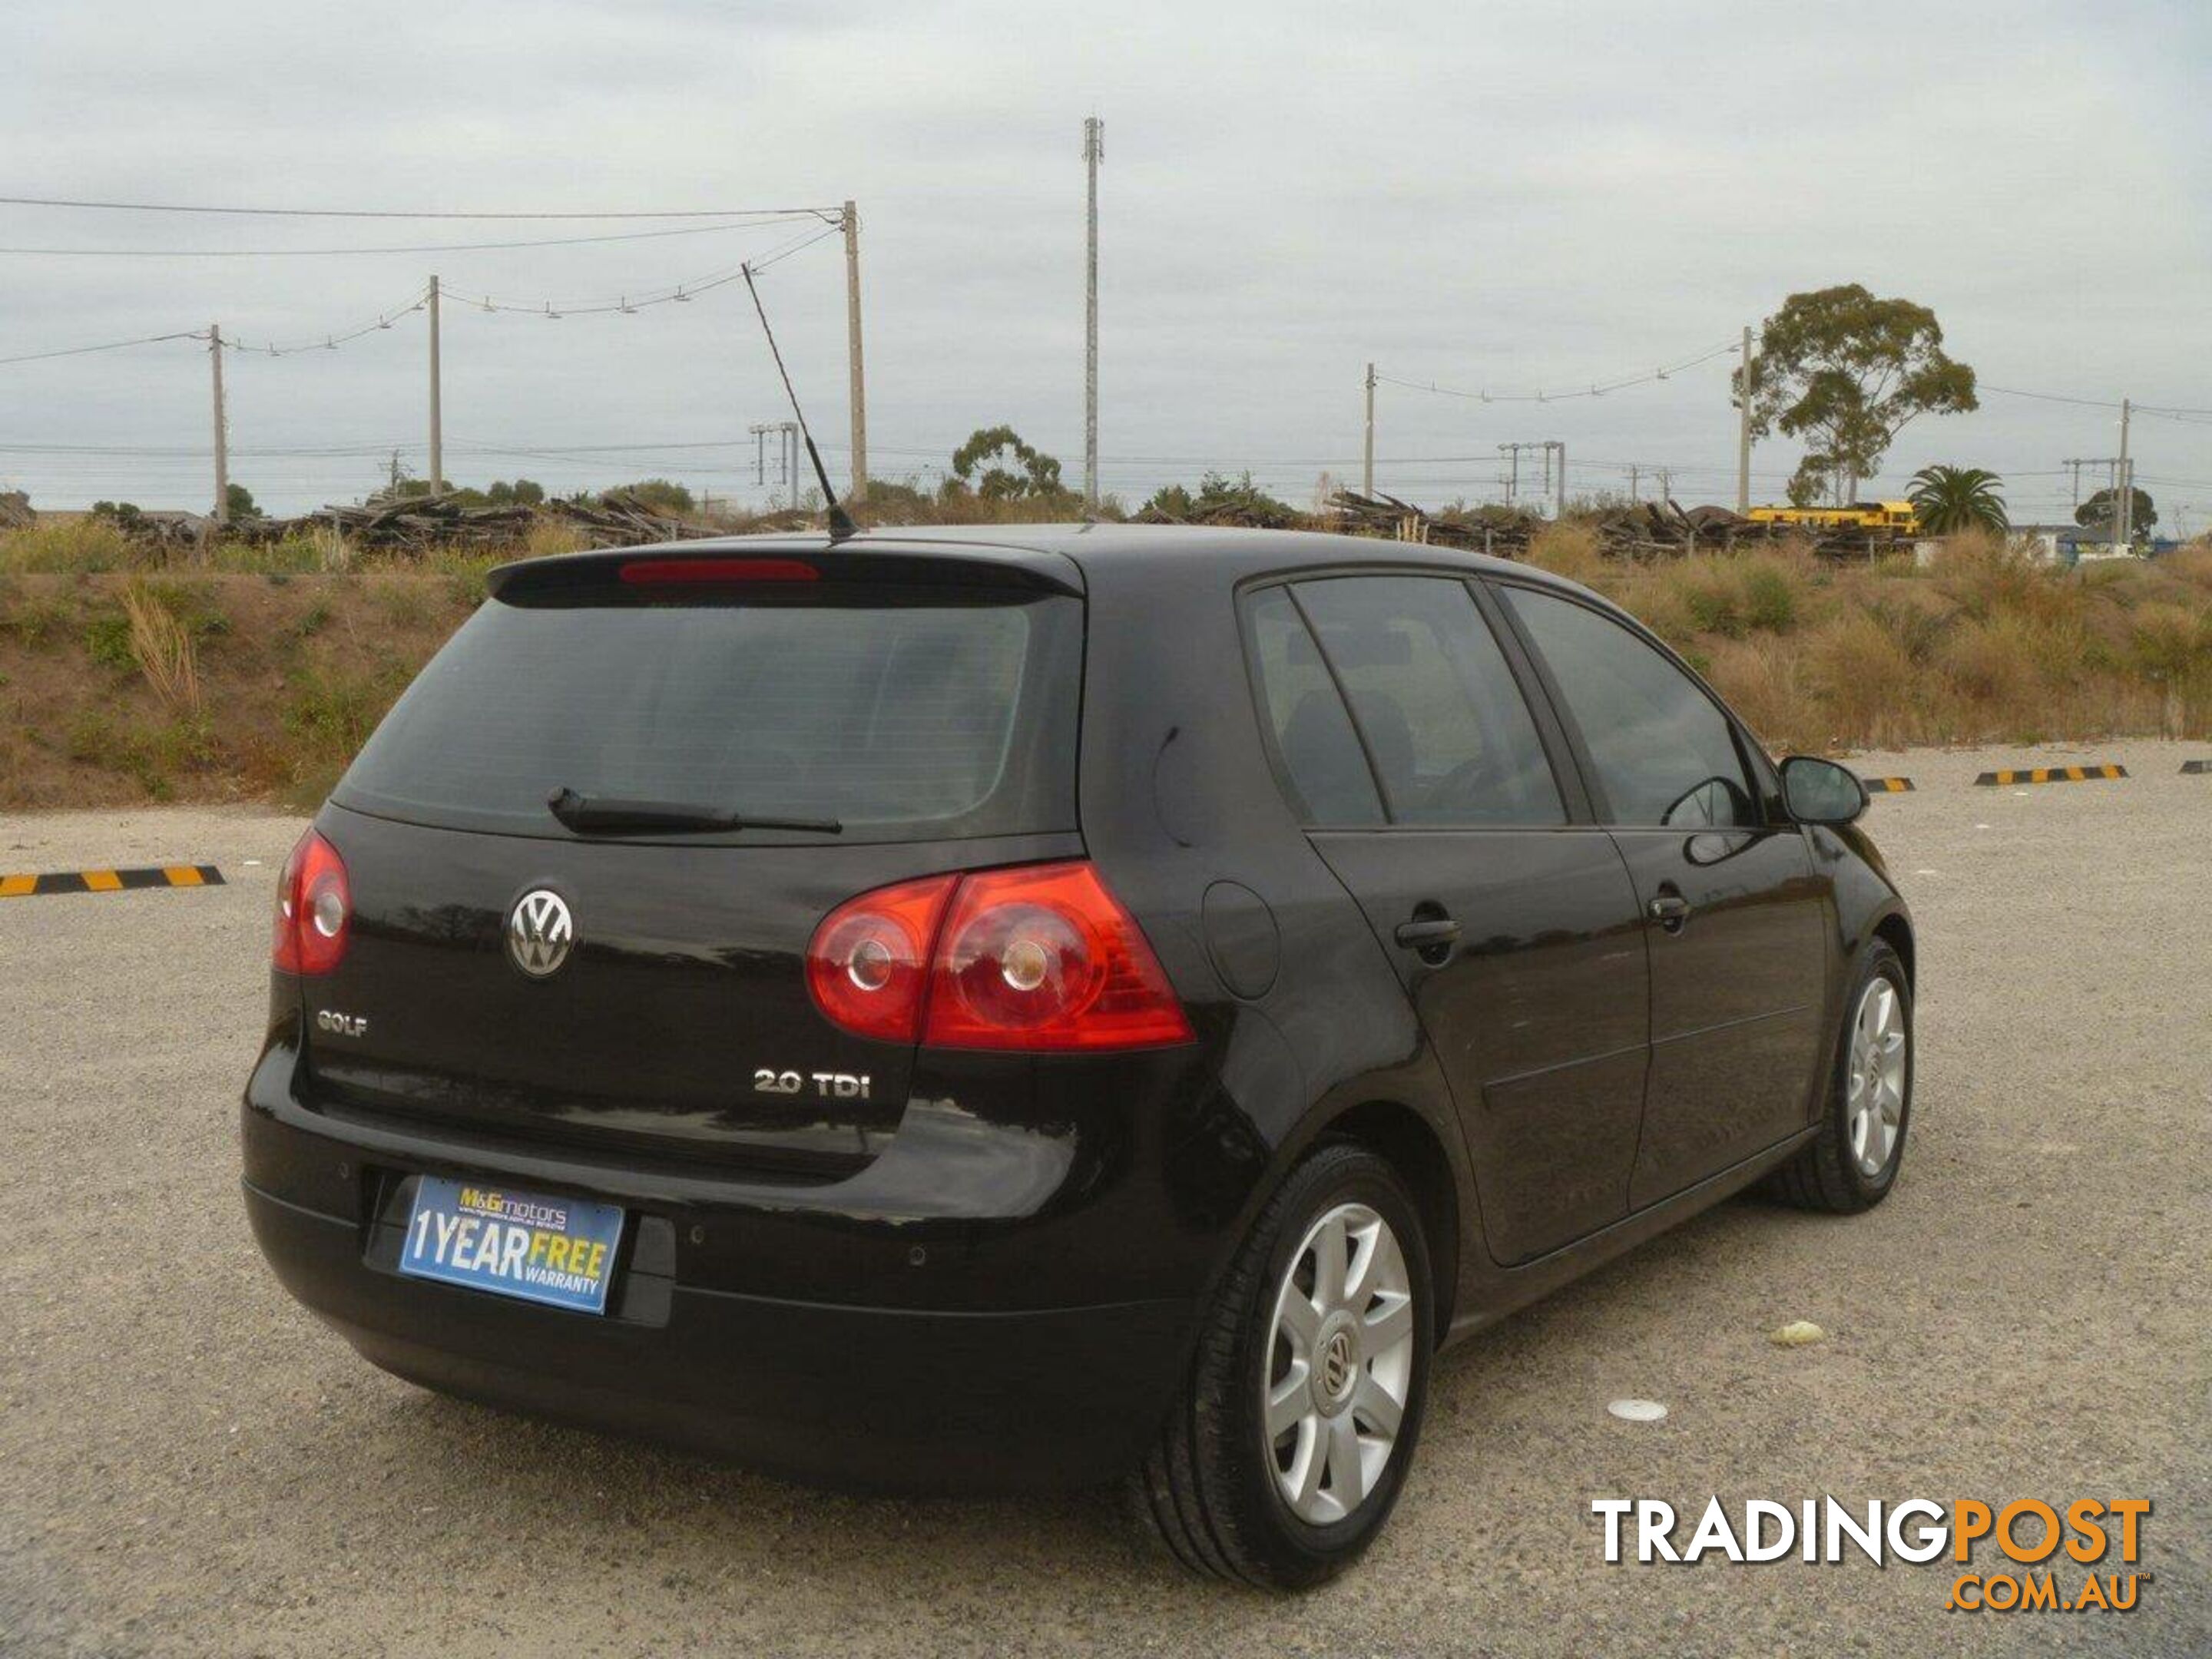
<box><xmin>1590</xmin><ymin>501</ymin><xmax>1765</xmax><ymax>558</ymax></box>
<box><xmin>1327</xmin><ymin>490</ymin><xmax>1543</xmax><ymax>554</ymax></box>
<box><xmin>239</xmin><ymin>488</ymin><xmax>724</xmax><ymax>552</ymax></box>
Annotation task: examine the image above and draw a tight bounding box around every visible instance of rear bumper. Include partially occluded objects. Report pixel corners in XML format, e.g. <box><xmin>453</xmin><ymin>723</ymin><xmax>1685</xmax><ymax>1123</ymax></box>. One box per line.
<box><xmin>240</xmin><ymin>1024</ymin><xmax>1223</xmax><ymax>1492</ymax></box>
<box><xmin>243</xmin><ymin>1180</ymin><xmax>1186</xmax><ymax>1491</ymax></box>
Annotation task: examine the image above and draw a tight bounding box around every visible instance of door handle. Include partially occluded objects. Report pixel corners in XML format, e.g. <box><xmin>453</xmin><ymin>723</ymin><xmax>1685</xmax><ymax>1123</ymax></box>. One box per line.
<box><xmin>1393</xmin><ymin>916</ymin><xmax>1462</xmax><ymax>950</ymax></box>
<box><xmin>1647</xmin><ymin>892</ymin><xmax>1692</xmax><ymax>930</ymax></box>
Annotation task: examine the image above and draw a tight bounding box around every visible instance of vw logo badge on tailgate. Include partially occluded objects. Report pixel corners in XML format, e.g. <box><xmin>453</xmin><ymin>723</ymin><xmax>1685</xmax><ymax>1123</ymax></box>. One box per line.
<box><xmin>507</xmin><ymin>889</ymin><xmax>575</xmax><ymax>978</ymax></box>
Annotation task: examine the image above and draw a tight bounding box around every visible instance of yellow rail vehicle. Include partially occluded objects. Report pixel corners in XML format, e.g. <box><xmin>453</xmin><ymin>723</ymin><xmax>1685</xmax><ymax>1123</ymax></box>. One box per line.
<box><xmin>1747</xmin><ymin>501</ymin><xmax>1921</xmax><ymax>535</ymax></box>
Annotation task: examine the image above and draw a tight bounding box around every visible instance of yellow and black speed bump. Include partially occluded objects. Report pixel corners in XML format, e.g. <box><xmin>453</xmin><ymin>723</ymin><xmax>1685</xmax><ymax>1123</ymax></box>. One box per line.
<box><xmin>2184</xmin><ymin>759</ymin><xmax>2212</xmax><ymax>775</ymax></box>
<box><xmin>1972</xmin><ymin>763</ymin><xmax>2128</xmax><ymax>787</ymax></box>
<box><xmin>1859</xmin><ymin>777</ymin><xmax>1916</xmax><ymax>793</ymax></box>
<box><xmin>0</xmin><ymin>864</ymin><xmax>224</xmax><ymax>899</ymax></box>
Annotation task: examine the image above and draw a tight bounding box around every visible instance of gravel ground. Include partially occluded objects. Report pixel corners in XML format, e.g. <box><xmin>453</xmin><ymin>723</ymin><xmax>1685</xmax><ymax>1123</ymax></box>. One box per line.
<box><xmin>2</xmin><ymin>745</ymin><xmax>2207</xmax><ymax>1657</ymax></box>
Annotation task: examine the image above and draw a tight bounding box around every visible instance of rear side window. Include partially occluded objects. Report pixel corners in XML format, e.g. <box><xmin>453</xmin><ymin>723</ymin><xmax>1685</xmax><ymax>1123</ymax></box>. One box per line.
<box><xmin>1243</xmin><ymin>588</ymin><xmax>1385</xmax><ymax>825</ymax></box>
<box><xmin>1290</xmin><ymin>577</ymin><xmax>1565</xmax><ymax>827</ymax></box>
<box><xmin>335</xmin><ymin>588</ymin><xmax>1082</xmax><ymax>843</ymax></box>
<box><xmin>1501</xmin><ymin>585</ymin><xmax>1758</xmax><ymax>828</ymax></box>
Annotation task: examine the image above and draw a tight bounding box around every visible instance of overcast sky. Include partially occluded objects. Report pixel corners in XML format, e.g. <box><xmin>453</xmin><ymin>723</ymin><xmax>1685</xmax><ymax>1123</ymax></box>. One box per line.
<box><xmin>2</xmin><ymin>0</ymin><xmax>2207</xmax><ymax>528</ymax></box>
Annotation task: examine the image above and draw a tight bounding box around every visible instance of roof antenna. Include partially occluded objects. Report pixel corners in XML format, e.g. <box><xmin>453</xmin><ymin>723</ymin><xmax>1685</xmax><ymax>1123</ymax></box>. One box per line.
<box><xmin>741</xmin><ymin>263</ymin><xmax>856</xmax><ymax>542</ymax></box>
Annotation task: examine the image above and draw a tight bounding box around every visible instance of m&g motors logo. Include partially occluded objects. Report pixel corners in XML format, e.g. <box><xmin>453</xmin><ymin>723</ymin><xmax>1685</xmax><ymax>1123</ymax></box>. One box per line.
<box><xmin>1593</xmin><ymin>1496</ymin><xmax>2151</xmax><ymax>1614</ymax></box>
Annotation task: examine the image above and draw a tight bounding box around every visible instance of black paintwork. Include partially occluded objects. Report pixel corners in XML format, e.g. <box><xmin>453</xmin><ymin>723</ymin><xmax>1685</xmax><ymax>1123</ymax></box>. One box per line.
<box><xmin>241</xmin><ymin>522</ymin><xmax>1911</xmax><ymax>1493</ymax></box>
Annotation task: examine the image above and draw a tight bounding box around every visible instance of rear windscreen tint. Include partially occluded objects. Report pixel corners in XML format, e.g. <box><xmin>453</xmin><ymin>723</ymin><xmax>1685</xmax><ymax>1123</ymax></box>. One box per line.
<box><xmin>333</xmin><ymin>588</ymin><xmax>1083</xmax><ymax>842</ymax></box>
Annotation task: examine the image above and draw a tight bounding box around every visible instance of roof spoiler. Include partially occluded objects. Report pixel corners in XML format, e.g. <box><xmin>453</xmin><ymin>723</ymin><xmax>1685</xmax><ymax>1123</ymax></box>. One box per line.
<box><xmin>485</xmin><ymin>543</ymin><xmax>1084</xmax><ymax>602</ymax></box>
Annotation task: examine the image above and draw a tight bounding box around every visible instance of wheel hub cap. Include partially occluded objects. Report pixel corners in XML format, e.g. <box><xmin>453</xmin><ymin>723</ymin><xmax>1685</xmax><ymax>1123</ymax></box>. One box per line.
<box><xmin>1313</xmin><ymin>1316</ymin><xmax>1360</xmax><ymax>1412</ymax></box>
<box><xmin>1264</xmin><ymin>1201</ymin><xmax>1416</xmax><ymax>1527</ymax></box>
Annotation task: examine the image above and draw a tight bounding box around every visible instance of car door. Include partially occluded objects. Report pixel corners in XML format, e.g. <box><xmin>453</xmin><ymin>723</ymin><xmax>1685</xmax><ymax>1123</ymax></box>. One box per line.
<box><xmin>1492</xmin><ymin>582</ymin><xmax>1831</xmax><ymax>1207</ymax></box>
<box><xmin>1242</xmin><ymin>575</ymin><xmax>1651</xmax><ymax>1266</ymax></box>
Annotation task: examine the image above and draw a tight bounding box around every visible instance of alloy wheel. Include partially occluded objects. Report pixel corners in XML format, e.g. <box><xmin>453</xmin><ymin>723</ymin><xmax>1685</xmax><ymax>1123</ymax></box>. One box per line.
<box><xmin>1263</xmin><ymin>1201</ymin><xmax>1416</xmax><ymax>1526</ymax></box>
<box><xmin>1846</xmin><ymin>977</ymin><xmax>1908</xmax><ymax>1177</ymax></box>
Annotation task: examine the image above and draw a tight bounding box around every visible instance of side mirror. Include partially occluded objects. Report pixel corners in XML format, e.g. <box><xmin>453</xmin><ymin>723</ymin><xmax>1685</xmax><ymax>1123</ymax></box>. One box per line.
<box><xmin>1780</xmin><ymin>756</ymin><xmax>1869</xmax><ymax>826</ymax></box>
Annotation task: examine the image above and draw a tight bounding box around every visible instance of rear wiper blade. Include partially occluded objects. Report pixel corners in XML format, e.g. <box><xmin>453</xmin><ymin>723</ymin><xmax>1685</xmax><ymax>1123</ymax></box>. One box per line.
<box><xmin>547</xmin><ymin>787</ymin><xmax>841</xmax><ymax>836</ymax></box>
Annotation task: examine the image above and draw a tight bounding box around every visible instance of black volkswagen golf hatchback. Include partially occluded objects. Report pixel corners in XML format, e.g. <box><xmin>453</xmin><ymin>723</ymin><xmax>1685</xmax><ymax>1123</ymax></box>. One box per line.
<box><xmin>243</xmin><ymin>525</ymin><xmax>1914</xmax><ymax>1588</ymax></box>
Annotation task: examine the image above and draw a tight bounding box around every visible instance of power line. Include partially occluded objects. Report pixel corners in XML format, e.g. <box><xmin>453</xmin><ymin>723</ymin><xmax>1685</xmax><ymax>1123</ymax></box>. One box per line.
<box><xmin>0</xmin><ymin>329</ymin><xmax>204</xmax><ymax>367</ymax></box>
<box><xmin>442</xmin><ymin>223</ymin><xmax>839</xmax><ymax>317</ymax></box>
<box><xmin>1981</xmin><ymin>383</ymin><xmax>2125</xmax><ymax>409</ymax></box>
<box><xmin>1377</xmin><ymin>339</ymin><xmax>1740</xmax><ymax>405</ymax></box>
<box><xmin>220</xmin><ymin>288</ymin><xmax>430</xmax><ymax>356</ymax></box>
<box><xmin>1983</xmin><ymin>384</ymin><xmax>2212</xmax><ymax>418</ymax></box>
<box><xmin>0</xmin><ymin>217</ymin><xmax>831</xmax><ymax>257</ymax></box>
<box><xmin>0</xmin><ymin>226</ymin><xmax>845</xmax><ymax>370</ymax></box>
<box><xmin>0</xmin><ymin>194</ymin><xmax>835</xmax><ymax>220</ymax></box>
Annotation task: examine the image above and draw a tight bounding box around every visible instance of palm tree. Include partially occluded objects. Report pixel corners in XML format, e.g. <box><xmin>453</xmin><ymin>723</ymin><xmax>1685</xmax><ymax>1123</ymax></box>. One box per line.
<box><xmin>1908</xmin><ymin>465</ymin><xmax>2008</xmax><ymax>535</ymax></box>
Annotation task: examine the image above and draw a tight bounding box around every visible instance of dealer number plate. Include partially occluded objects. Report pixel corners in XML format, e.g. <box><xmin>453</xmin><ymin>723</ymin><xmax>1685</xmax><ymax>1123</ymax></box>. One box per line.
<box><xmin>399</xmin><ymin>1175</ymin><xmax>625</xmax><ymax>1316</ymax></box>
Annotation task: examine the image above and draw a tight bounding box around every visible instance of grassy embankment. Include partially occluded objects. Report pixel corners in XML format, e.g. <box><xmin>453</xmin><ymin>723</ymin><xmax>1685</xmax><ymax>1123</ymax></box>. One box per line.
<box><xmin>2</xmin><ymin>515</ymin><xmax>2208</xmax><ymax>810</ymax></box>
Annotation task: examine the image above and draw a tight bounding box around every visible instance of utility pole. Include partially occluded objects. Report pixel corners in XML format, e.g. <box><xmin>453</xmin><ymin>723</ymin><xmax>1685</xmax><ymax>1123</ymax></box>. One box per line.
<box><xmin>2115</xmin><ymin>398</ymin><xmax>2133</xmax><ymax>550</ymax></box>
<box><xmin>1363</xmin><ymin>363</ymin><xmax>1376</xmax><ymax>495</ymax></box>
<box><xmin>208</xmin><ymin>324</ymin><xmax>228</xmax><ymax>525</ymax></box>
<box><xmin>1737</xmin><ymin>324</ymin><xmax>1753</xmax><ymax>513</ymax></box>
<box><xmin>2062</xmin><ymin>457</ymin><xmax>2121</xmax><ymax>512</ymax></box>
<box><xmin>427</xmin><ymin>275</ymin><xmax>443</xmax><ymax>493</ymax></box>
<box><xmin>1498</xmin><ymin>440</ymin><xmax>1564</xmax><ymax>517</ymax></box>
<box><xmin>1656</xmin><ymin>465</ymin><xmax>1673</xmax><ymax>505</ymax></box>
<box><xmin>842</xmin><ymin>201</ymin><xmax>867</xmax><ymax>503</ymax></box>
<box><xmin>750</xmin><ymin>421</ymin><xmax>798</xmax><ymax>508</ymax></box>
<box><xmin>1083</xmin><ymin>117</ymin><xmax>1104</xmax><ymax>512</ymax></box>
<box><xmin>1629</xmin><ymin>464</ymin><xmax>1640</xmax><ymax>504</ymax></box>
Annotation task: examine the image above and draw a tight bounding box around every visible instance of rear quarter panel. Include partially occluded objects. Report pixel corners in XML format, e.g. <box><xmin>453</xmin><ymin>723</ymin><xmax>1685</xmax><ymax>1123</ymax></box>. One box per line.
<box><xmin>1071</xmin><ymin>548</ymin><xmax>1482</xmax><ymax>1323</ymax></box>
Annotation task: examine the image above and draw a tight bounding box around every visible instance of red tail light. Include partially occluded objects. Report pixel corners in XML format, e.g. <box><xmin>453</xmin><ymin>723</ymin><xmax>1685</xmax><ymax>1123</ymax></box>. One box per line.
<box><xmin>804</xmin><ymin>873</ymin><xmax>958</xmax><ymax>1042</ymax></box>
<box><xmin>803</xmin><ymin>862</ymin><xmax>1194</xmax><ymax>1052</ymax></box>
<box><xmin>273</xmin><ymin>829</ymin><xmax>352</xmax><ymax>975</ymax></box>
<box><xmin>926</xmin><ymin>863</ymin><xmax>1194</xmax><ymax>1050</ymax></box>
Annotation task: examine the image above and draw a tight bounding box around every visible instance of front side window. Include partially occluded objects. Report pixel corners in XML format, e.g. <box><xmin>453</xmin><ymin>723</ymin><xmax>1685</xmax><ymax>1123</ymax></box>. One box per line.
<box><xmin>1501</xmin><ymin>586</ymin><xmax>1758</xmax><ymax>828</ymax></box>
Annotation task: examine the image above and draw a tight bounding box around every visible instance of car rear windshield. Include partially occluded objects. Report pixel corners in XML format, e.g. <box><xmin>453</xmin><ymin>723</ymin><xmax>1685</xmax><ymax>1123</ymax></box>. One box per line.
<box><xmin>333</xmin><ymin>586</ymin><xmax>1084</xmax><ymax>843</ymax></box>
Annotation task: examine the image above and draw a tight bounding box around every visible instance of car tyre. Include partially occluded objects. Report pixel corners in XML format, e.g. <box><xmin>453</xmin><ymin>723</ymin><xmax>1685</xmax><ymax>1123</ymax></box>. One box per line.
<box><xmin>1767</xmin><ymin>940</ymin><xmax>1912</xmax><ymax>1214</ymax></box>
<box><xmin>1132</xmin><ymin>1143</ymin><xmax>1432</xmax><ymax>1590</ymax></box>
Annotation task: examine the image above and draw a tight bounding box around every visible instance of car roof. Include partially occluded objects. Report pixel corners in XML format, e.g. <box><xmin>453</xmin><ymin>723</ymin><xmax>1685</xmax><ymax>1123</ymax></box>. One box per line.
<box><xmin>505</xmin><ymin>521</ymin><xmax>1591</xmax><ymax>602</ymax></box>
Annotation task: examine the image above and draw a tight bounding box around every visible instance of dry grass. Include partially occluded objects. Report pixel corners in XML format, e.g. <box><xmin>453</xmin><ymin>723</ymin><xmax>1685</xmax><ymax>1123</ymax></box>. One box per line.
<box><xmin>1582</xmin><ymin>535</ymin><xmax>2212</xmax><ymax>752</ymax></box>
<box><xmin>522</xmin><ymin>518</ymin><xmax>592</xmax><ymax>559</ymax></box>
<box><xmin>0</xmin><ymin>517</ymin><xmax>138</xmax><ymax>573</ymax></box>
<box><xmin>1523</xmin><ymin>523</ymin><xmax>1604</xmax><ymax>584</ymax></box>
<box><xmin>0</xmin><ymin>572</ymin><xmax>478</xmax><ymax>809</ymax></box>
<box><xmin>119</xmin><ymin>581</ymin><xmax>202</xmax><ymax>719</ymax></box>
<box><xmin>5</xmin><ymin>528</ymin><xmax>2212</xmax><ymax>809</ymax></box>
<box><xmin>1620</xmin><ymin>543</ymin><xmax>1819</xmax><ymax>643</ymax></box>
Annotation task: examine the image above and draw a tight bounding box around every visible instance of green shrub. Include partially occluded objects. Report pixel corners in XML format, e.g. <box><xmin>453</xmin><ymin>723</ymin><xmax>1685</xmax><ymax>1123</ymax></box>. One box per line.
<box><xmin>1739</xmin><ymin>561</ymin><xmax>1802</xmax><ymax>632</ymax></box>
<box><xmin>82</xmin><ymin>610</ymin><xmax>137</xmax><ymax>671</ymax></box>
